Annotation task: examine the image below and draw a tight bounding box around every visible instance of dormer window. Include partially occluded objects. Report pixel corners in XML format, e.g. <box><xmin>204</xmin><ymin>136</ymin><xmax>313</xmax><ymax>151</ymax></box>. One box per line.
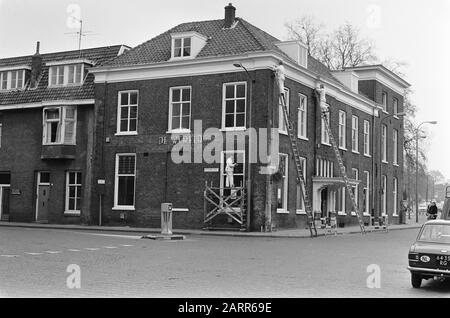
<box><xmin>49</xmin><ymin>63</ymin><xmax>84</xmax><ymax>87</ymax></box>
<box><xmin>0</xmin><ymin>68</ymin><xmax>27</xmax><ymax>91</ymax></box>
<box><xmin>174</xmin><ymin>37</ymin><xmax>191</xmax><ymax>58</ymax></box>
<box><xmin>170</xmin><ymin>32</ymin><xmax>208</xmax><ymax>60</ymax></box>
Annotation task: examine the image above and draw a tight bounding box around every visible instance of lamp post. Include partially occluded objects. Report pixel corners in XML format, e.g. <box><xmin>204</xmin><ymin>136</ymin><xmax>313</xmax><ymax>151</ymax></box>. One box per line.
<box><xmin>233</xmin><ymin>62</ymin><xmax>254</xmax><ymax>231</ymax></box>
<box><xmin>415</xmin><ymin>121</ymin><xmax>437</xmax><ymax>223</ymax></box>
<box><xmin>377</xmin><ymin>112</ymin><xmax>406</xmax><ymax>224</ymax></box>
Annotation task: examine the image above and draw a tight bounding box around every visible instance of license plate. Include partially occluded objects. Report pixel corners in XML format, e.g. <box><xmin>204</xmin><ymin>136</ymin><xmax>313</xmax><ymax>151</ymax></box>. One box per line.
<box><xmin>436</xmin><ymin>255</ymin><xmax>450</xmax><ymax>268</ymax></box>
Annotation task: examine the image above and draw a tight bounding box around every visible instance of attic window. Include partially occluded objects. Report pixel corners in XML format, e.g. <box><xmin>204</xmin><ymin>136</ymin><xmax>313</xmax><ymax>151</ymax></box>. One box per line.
<box><xmin>0</xmin><ymin>70</ymin><xmax>26</xmax><ymax>91</ymax></box>
<box><xmin>174</xmin><ymin>37</ymin><xmax>191</xmax><ymax>58</ymax></box>
<box><xmin>49</xmin><ymin>63</ymin><xmax>85</xmax><ymax>87</ymax></box>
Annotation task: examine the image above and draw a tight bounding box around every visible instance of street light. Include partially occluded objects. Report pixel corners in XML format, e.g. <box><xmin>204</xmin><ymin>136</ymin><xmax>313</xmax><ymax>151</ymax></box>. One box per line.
<box><xmin>377</xmin><ymin>112</ymin><xmax>406</xmax><ymax>225</ymax></box>
<box><xmin>233</xmin><ymin>62</ymin><xmax>254</xmax><ymax>231</ymax></box>
<box><xmin>415</xmin><ymin>121</ymin><xmax>437</xmax><ymax>223</ymax></box>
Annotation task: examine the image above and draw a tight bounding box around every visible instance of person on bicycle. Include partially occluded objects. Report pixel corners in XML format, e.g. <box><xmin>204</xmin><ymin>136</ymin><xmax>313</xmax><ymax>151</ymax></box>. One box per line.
<box><xmin>427</xmin><ymin>201</ymin><xmax>438</xmax><ymax>220</ymax></box>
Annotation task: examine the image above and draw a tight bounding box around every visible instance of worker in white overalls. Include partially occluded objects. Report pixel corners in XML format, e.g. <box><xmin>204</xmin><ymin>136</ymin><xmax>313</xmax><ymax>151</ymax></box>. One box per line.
<box><xmin>225</xmin><ymin>156</ymin><xmax>238</xmax><ymax>199</ymax></box>
<box><xmin>274</xmin><ymin>61</ymin><xmax>286</xmax><ymax>98</ymax></box>
<box><xmin>316</xmin><ymin>83</ymin><xmax>329</xmax><ymax>113</ymax></box>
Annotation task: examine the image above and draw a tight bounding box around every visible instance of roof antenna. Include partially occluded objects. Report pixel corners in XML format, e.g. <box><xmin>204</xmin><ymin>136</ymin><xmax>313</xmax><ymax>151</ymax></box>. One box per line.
<box><xmin>65</xmin><ymin>18</ymin><xmax>94</xmax><ymax>57</ymax></box>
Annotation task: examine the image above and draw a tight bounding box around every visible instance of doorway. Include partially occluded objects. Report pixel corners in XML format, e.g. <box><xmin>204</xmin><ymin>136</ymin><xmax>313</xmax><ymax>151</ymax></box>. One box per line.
<box><xmin>321</xmin><ymin>188</ymin><xmax>328</xmax><ymax>218</ymax></box>
<box><xmin>35</xmin><ymin>172</ymin><xmax>50</xmax><ymax>222</ymax></box>
<box><xmin>0</xmin><ymin>173</ymin><xmax>11</xmax><ymax>221</ymax></box>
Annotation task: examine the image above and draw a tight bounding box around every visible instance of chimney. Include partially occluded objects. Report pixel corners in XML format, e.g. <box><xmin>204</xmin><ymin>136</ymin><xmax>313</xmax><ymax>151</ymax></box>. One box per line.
<box><xmin>30</xmin><ymin>41</ymin><xmax>42</xmax><ymax>88</ymax></box>
<box><xmin>224</xmin><ymin>3</ymin><xmax>236</xmax><ymax>28</ymax></box>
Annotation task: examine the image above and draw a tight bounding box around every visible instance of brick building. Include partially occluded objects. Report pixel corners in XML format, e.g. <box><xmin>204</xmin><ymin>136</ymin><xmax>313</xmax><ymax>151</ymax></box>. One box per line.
<box><xmin>0</xmin><ymin>43</ymin><xmax>127</xmax><ymax>223</ymax></box>
<box><xmin>89</xmin><ymin>4</ymin><xmax>410</xmax><ymax>231</ymax></box>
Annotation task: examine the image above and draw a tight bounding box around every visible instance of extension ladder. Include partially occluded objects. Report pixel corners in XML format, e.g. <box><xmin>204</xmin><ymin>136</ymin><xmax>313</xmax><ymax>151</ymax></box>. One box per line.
<box><xmin>321</xmin><ymin>110</ymin><xmax>366</xmax><ymax>235</ymax></box>
<box><xmin>279</xmin><ymin>94</ymin><xmax>317</xmax><ymax>237</ymax></box>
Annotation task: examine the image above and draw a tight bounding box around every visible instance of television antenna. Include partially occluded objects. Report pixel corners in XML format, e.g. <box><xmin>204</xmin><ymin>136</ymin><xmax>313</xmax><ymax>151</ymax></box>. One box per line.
<box><xmin>65</xmin><ymin>18</ymin><xmax>94</xmax><ymax>56</ymax></box>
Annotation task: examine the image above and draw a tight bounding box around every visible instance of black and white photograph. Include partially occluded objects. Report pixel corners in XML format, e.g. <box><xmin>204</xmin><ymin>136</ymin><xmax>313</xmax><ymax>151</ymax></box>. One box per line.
<box><xmin>0</xmin><ymin>0</ymin><xmax>449</xmax><ymax>302</ymax></box>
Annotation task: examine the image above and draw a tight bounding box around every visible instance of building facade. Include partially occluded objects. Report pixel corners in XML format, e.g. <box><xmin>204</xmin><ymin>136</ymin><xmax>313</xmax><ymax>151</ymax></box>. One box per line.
<box><xmin>0</xmin><ymin>4</ymin><xmax>410</xmax><ymax>231</ymax></box>
<box><xmin>0</xmin><ymin>43</ymin><xmax>127</xmax><ymax>224</ymax></box>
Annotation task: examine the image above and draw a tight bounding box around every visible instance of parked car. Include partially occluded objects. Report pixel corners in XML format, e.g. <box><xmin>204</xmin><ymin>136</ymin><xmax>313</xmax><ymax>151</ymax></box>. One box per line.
<box><xmin>408</xmin><ymin>220</ymin><xmax>450</xmax><ymax>288</ymax></box>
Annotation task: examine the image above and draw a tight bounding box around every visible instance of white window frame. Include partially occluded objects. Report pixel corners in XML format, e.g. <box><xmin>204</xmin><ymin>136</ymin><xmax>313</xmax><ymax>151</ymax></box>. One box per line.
<box><xmin>393</xmin><ymin>98</ymin><xmax>399</xmax><ymax>118</ymax></box>
<box><xmin>297</xmin><ymin>93</ymin><xmax>308</xmax><ymax>140</ymax></box>
<box><xmin>351</xmin><ymin>115</ymin><xmax>359</xmax><ymax>153</ymax></box>
<box><xmin>277</xmin><ymin>153</ymin><xmax>289</xmax><ymax>214</ymax></box>
<box><xmin>393</xmin><ymin>177</ymin><xmax>398</xmax><ymax>216</ymax></box>
<box><xmin>381</xmin><ymin>124</ymin><xmax>388</xmax><ymax>163</ymax></box>
<box><xmin>393</xmin><ymin>129</ymin><xmax>398</xmax><ymax>166</ymax></box>
<box><xmin>172</xmin><ymin>37</ymin><xmax>192</xmax><ymax>58</ymax></box>
<box><xmin>339</xmin><ymin>187</ymin><xmax>346</xmax><ymax>215</ymax></box>
<box><xmin>382</xmin><ymin>175</ymin><xmax>387</xmax><ymax>216</ymax></box>
<box><xmin>113</xmin><ymin>153</ymin><xmax>137</xmax><ymax>211</ymax></box>
<box><xmin>279</xmin><ymin>88</ymin><xmax>290</xmax><ymax>135</ymax></box>
<box><xmin>116</xmin><ymin>90</ymin><xmax>139</xmax><ymax>135</ymax></box>
<box><xmin>42</xmin><ymin>106</ymin><xmax>77</xmax><ymax>145</ymax></box>
<box><xmin>321</xmin><ymin>105</ymin><xmax>331</xmax><ymax>146</ymax></box>
<box><xmin>296</xmin><ymin>157</ymin><xmax>307</xmax><ymax>214</ymax></box>
<box><xmin>65</xmin><ymin>171</ymin><xmax>82</xmax><ymax>215</ymax></box>
<box><xmin>363</xmin><ymin>171</ymin><xmax>370</xmax><ymax>215</ymax></box>
<box><xmin>0</xmin><ymin>70</ymin><xmax>25</xmax><ymax>91</ymax></box>
<box><xmin>49</xmin><ymin>64</ymin><xmax>85</xmax><ymax>87</ymax></box>
<box><xmin>338</xmin><ymin>110</ymin><xmax>346</xmax><ymax>150</ymax></box>
<box><xmin>382</xmin><ymin>92</ymin><xmax>388</xmax><ymax>113</ymax></box>
<box><xmin>363</xmin><ymin>120</ymin><xmax>370</xmax><ymax>157</ymax></box>
<box><xmin>168</xmin><ymin>86</ymin><xmax>192</xmax><ymax>133</ymax></box>
<box><xmin>222</xmin><ymin>82</ymin><xmax>247</xmax><ymax>131</ymax></box>
<box><xmin>351</xmin><ymin>168</ymin><xmax>359</xmax><ymax>211</ymax></box>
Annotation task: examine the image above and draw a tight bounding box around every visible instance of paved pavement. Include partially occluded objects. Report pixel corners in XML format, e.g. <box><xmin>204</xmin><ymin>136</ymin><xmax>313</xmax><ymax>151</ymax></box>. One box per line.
<box><xmin>1</xmin><ymin>225</ymin><xmax>449</xmax><ymax>298</ymax></box>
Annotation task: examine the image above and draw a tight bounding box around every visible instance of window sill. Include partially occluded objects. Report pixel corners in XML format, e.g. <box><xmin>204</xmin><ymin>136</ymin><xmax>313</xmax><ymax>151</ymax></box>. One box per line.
<box><xmin>279</xmin><ymin>130</ymin><xmax>288</xmax><ymax>136</ymax></box>
<box><xmin>64</xmin><ymin>211</ymin><xmax>81</xmax><ymax>217</ymax></box>
<box><xmin>393</xmin><ymin>163</ymin><xmax>399</xmax><ymax>167</ymax></box>
<box><xmin>276</xmin><ymin>209</ymin><xmax>289</xmax><ymax>214</ymax></box>
<box><xmin>220</xmin><ymin>127</ymin><xmax>247</xmax><ymax>132</ymax></box>
<box><xmin>337</xmin><ymin>212</ymin><xmax>347</xmax><ymax>216</ymax></box>
<box><xmin>115</xmin><ymin>132</ymin><xmax>138</xmax><ymax>136</ymax></box>
<box><xmin>172</xmin><ymin>208</ymin><xmax>189</xmax><ymax>212</ymax></box>
<box><xmin>321</xmin><ymin>142</ymin><xmax>331</xmax><ymax>147</ymax></box>
<box><xmin>364</xmin><ymin>154</ymin><xmax>371</xmax><ymax>158</ymax></box>
<box><xmin>392</xmin><ymin>214</ymin><xmax>399</xmax><ymax>217</ymax></box>
<box><xmin>42</xmin><ymin>143</ymin><xmax>76</xmax><ymax>146</ymax></box>
<box><xmin>352</xmin><ymin>151</ymin><xmax>360</xmax><ymax>155</ymax></box>
<box><xmin>296</xmin><ymin>210</ymin><xmax>307</xmax><ymax>215</ymax></box>
<box><xmin>393</xmin><ymin>116</ymin><xmax>399</xmax><ymax>120</ymax></box>
<box><xmin>351</xmin><ymin>212</ymin><xmax>357</xmax><ymax>216</ymax></box>
<box><xmin>298</xmin><ymin>136</ymin><xmax>309</xmax><ymax>141</ymax></box>
<box><xmin>112</xmin><ymin>206</ymin><xmax>135</xmax><ymax>211</ymax></box>
<box><xmin>167</xmin><ymin>130</ymin><xmax>191</xmax><ymax>134</ymax></box>
<box><xmin>339</xmin><ymin>147</ymin><xmax>347</xmax><ymax>151</ymax></box>
<box><xmin>382</xmin><ymin>160</ymin><xmax>388</xmax><ymax>164</ymax></box>
<box><xmin>363</xmin><ymin>213</ymin><xmax>371</xmax><ymax>217</ymax></box>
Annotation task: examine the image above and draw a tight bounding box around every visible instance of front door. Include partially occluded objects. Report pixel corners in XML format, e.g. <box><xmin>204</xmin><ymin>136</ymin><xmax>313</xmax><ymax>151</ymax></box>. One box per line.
<box><xmin>321</xmin><ymin>188</ymin><xmax>328</xmax><ymax>218</ymax></box>
<box><xmin>36</xmin><ymin>172</ymin><xmax>50</xmax><ymax>222</ymax></box>
<box><xmin>0</xmin><ymin>173</ymin><xmax>11</xmax><ymax>221</ymax></box>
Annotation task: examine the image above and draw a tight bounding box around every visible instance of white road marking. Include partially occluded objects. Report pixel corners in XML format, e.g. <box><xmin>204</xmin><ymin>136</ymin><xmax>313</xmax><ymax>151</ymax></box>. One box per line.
<box><xmin>67</xmin><ymin>249</ymin><xmax>81</xmax><ymax>252</ymax></box>
<box><xmin>103</xmin><ymin>246</ymin><xmax>118</xmax><ymax>249</ymax></box>
<box><xmin>84</xmin><ymin>248</ymin><xmax>100</xmax><ymax>251</ymax></box>
<box><xmin>1</xmin><ymin>255</ymin><xmax>19</xmax><ymax>258</ymax></box>
<box><xmin>45</xmin><ymin>251</ymin><xmax>61</xmax><ymax>254</ymax></box>
<box><xmin>120</xmin><ymin>244</ymin><xmax>134</xmax><ymax>247</ymax></box>
<box><xmin>25</xmin><ymin>252</ymin><xmax>43</xmax><ymax>256</ymax></box>
<box><xmin>74</xmin><ymin>232</ymin><xmax>143</xmax><ymax>240</ymax></box>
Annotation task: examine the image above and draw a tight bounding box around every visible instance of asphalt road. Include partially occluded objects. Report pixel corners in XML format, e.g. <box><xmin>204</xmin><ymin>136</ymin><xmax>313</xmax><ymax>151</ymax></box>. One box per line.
<box><xmin>0</xmin><ymin>226</ymin><xmax>449</xmax><ymax>298</ymax></box>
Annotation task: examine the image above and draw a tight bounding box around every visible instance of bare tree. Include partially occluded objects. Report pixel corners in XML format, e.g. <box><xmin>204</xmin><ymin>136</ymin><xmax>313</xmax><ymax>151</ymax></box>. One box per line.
<box><xmin>285</xmin><ymin>16</ymin><xmax>323</xmax><ymax>57</ymax></box>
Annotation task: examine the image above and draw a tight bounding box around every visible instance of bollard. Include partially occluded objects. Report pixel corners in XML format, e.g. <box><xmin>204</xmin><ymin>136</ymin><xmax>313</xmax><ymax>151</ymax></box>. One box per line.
<box><xmin>161</xmin><ymin>203</ymin><xmax>173</xmax><ymax>236</ymax></box>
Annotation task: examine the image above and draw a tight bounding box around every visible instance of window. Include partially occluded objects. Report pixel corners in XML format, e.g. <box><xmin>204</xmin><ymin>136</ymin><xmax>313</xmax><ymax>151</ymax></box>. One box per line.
<box><xmin>321</xmin><ymin>106</ymin><xmax>330</xmax><ymax>145</ymax></box>
<box><xmin>43</xmin><ymin>106</ymin><xmax>77</xmax><ymax>145</ymax></box>
<box><xmin>363</xmin><ymin>171</ymin><xmax>370</xmax><ymax>214</ymax></box>
<box><xmin>393</xmin><ymin>129</ymin><xmax>398</xmax><ymax>165</ymax></box>
<box><xmin>221</xmin><ymin>151</ymin><xmax>245</xmax><ymax>190</ymax></box>
<box><xmin>351</xmin><ymin>116</ymin><xmax>359</xmax><ymax>152</ymax></box>
<box><xmin>297</xmin><ymin>94</ymin><xmax>307</xmax><ymax>139</ymax></box>
<box><xmin>316</xmin><ymin>158</ymin><xmax>334</xmax><ymax>178</ymax></box>
<box><xmin>296</xmin><ymin>157</ymin><xmax>306</xmax><ymax>212</ymax></box>
<box><xmin>338</xmin><ymin>110</ymin><xmax>346</xmax><ymax>149</ymax></box>
<box><xmin>339</xmin><ymin>187</ymin><xmax>346</xmax><ymax>213</ymax></box>
<box><xmin>393</xmin><ymin>98</ymin><xmax>399</xmax><ymax>116</ymax></box>
<box><xmin>65</xmin><ymin>172</ymin><xmax>82</xmax><ymax>214</ymax></box>
<box><xmin>0</xmin><ymin>123</ymin><xmax>2</xmax><ymax>148</ymax></box>
<box><xmin>381</xmin><ymin>124</ymin><xmax>387</xmax><ymax>163</ymax></box>
<box><xmin>279</xmin><ymin>88</ymin><xmax>290</xmax><ymax>134</ymax></box>
<box><xmin>277</xmin><ymin>153</ymin><xmax>289</xmax><ymax>213</ymax></box>
<box><xmin>49</xmin><ymin>64</ymin><xmax>84</xmax><ymax>86</ymax></box>
<box><xmin>114</xmin><ymin>154</ymin><xmax>136</xmax><ymax>209</ymax></box>
<box><xmin>117</xmin><ymin>91</ymin><xmax>139</xmax><ymax>134</ymax></box>
<box><xmin>382</xmin><ymin>92</ymin><xmax>388</xmax><ymax>112</ymax></box>
<box><xmin>0</xmin><ymin>70</ymin><xmax>25</xmax><ymax>90</ymax></box>
<box><xmin>351</xmin><ymin>168</ymin><xmax>359</xmax><ymax>209</ymax></box>
<box><xmin>173</xmin><ymin>37</ymin><xmax>191</xmax><ymax>58</ymax></box>
<box><xmin>382</xmin><ymin>175</ymin><xmax>387</xmax><ymax>216</ymax></box>
<box><xmin>363</xmin><ymin>120</ymin><xmax>370</xmax><ymax>156</ymax></box>
<box><xmin>223</xmin><ymin>82</ymin><xmax>246</xmax><ymax>130</ymax></box>
<box><xmin>393</xmin><ymin>177</ymin><xmax>398</xmax><ymax>216</ymax></box>
<box><xmin>169</xmin><ymin>87</ymin><xmax>191</xmax><ymax>132</ymax></box>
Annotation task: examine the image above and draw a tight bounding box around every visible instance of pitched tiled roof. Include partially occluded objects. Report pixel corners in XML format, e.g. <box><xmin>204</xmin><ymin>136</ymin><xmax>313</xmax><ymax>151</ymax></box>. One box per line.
<box><xmin>0</xmin><ymin>45</ymin><xmax>125</xmax><ymax>106</ymax></box>
<box><xmin>102</xmin><ymin>18</ymin><xmax>341</xmax><ymax>84</ymax></box>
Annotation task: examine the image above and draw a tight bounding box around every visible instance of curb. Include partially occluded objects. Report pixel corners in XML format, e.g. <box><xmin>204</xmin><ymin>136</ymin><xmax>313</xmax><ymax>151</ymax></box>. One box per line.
<box><xmin>0</xmin><ymin>222</ymin><xmax>422</xmax><ymax>239</ymax></box>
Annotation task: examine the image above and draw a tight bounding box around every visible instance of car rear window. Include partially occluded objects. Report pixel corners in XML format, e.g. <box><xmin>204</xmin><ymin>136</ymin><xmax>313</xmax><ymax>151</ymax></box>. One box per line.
<box><xmin>419</xmin><ymin>224</ymin><xmax>450</xmax><ymax>243</ymax></box>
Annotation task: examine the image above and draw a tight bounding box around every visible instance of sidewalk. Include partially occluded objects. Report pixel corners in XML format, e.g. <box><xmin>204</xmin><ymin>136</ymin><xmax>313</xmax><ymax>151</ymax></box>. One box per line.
<box><xmin>0</xmin><ymin>218</ymin><xmax>425</xmax><ymax>239</ymax></box>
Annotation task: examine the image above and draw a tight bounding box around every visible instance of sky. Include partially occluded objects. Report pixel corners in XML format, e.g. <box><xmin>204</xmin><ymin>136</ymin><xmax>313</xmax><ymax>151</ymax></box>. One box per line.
<box><xmin>0</xmin><ymin>0</ymin><xmax>449</xmax><ymax>181</ymax></box>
